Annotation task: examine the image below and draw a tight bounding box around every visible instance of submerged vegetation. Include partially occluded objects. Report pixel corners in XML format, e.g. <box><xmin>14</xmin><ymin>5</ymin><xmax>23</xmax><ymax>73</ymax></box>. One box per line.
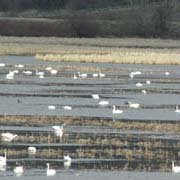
<box><xmin>0</xmin><ymin>115</ymin><xmax>180</xmax><ymax>171</ymax></box>
<box><xmin>0</xmin><ymin>1</ymin><xmax>180</xmax><ymax>173</ymax></box>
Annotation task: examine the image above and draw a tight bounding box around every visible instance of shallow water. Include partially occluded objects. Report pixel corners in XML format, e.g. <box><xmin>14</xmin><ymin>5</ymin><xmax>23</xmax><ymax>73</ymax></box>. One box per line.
<box><xmin>0</xmin><ymin>170</ymin><xmax>180</xmax><ymax>180</ymax></box>
<box><xmin>0</xmin><ymin>55</ymin><xmax>180</xmax><ymax>121</ymax></box>
<box><xmin>1</xmin><ymin>55</ymin><xmax>180</xmax><ymax>177</ymax></box>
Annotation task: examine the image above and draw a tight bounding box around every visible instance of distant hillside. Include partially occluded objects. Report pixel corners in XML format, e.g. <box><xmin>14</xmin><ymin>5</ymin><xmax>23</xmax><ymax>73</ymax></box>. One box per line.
<box><xmin>0</xmin><ymin>0</ymin><xmax>180</xmax><ymax>38</ymax></box>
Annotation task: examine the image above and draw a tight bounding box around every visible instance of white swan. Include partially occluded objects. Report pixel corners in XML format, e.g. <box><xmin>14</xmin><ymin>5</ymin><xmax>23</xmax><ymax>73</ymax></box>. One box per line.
<box><xmin>63</xmin><ymin>106</ymin><xmax>72</xmax><ymax>110</ymax></box>
<box><xmin>0</xmin><ymin>165</ymin><xmax>6</xmax><ymax>171</ymax></box>
<box><xmin>112</xmin><ymin>105</ymin><xmax>123</xmax><ymax>114</ymax></box>
<box><xmin>6</xmin><ymin>71</ymin><xmax>14</xmax><ymax>80</ymax></box>
<box><xmin>99</xmin><ymin>71</ymin><xmax>105</xmax><ymax>77</ymax></box>
<box><xmin>99</xmin><ymin>100</ymin><xmax>109</xmax><ymax>106</ymax></box>
<box><xmin>129</xmin><ymin>71</ymin><xmax>142</xmax><ymax>79</ymax></box>
<box><xmin>146</xmin><ymin>80</ymin><xmax>151</xmax><ymax>84</ymax></box>
<box><xmin>28</xmin><ymin>146</ymin><xmax>36</xmax><ymax>155</ymax></box>
<box><xmin>39</xmin><ymin>75</ymin><xmax>44</xmax><ymax>79</ymax></box>
<box><xmin>73</xmin><ymin>74</ymin><xmax>78</xmax><ymax>80</ymax></box>
<box><xmin>36</xmin><ymin>70</ymin><xmax>44</xmax><ymax>76</ymax></box>
<box><xmin>14</xmin><ymin>164</ymin><xmax>23</xmax><ymax>176</ymax></box>
<box><xmin>64</xmin><ymin>160</ymin><xmax>71</xmax><ymax>168</ymax></box>
<box><xmin>136</xmin><ymin>82</ymin><xmax>143</xmax><ymax>87</ymax></box>
<box><xmin>46</xmin><ymin>163</ymin><xmax>56</xmax><ymax>176</ymax></box>
<box><xmin>165</xmin><ymin>71</ymin><xmax>170</xmax><ymax>76</ymax></box>
<box><xmin>141</xmin><ymin>90</ymin><xmax>147</xmax><ymax>94</ymax></box>
<box><xmin>126</xmin><ymin>102</ymin><xmax>140</xmax><ymax>109</ymax></box>
<box><xmin>0</xmin><ymin>63</ymin><xmax>5</xmax><ymax>67</ymax></box>
<box><xmin>92</xmin><ymin>94</ymin><xmax>100</xmax><ymax>100</ymax></box>
<box><xmin>48</xmin><ymin>105</ymin><xmax>56</xmax><ymax>110</ymax></box>
<box><xmin>50</xmin><ymin>69</ymin><xmax>58</xmax><ymax>75</ymax></box>
<box><xmin>52</xmin><ymin>125</ymin><xmax>64</xmax><ymax>141</ymax></box>
<box><xmin>92</xmin><ymin>73</ymin><xmax>98</xmax><ymax>77</ymax></box>
<box><xmin>64</xmin><ymin>154</ymin><xmax>72</xmax><ymax>162</ymax></box>
<box><xmin>23</xmin><ymin>71</ymin><xmax>32</xmax><ymax>75</ymax></box>
<box><xmin>64</xmin><ymin>154</ymin><xmax>72</xmax><ymax>168</ymax></box>
<box><xmin>0</xmin><ymin>151</ymin><xmax>6</xmax><ymax>167</ymax></box>
<box><xmin>15</xmin><ymin>64</ymin><xmax>24</xmax><ymax>68</ymax></box>
<box><xmin>46</xmin><ymin>67</ymin><xmax>52</xmax><ymax>71</ymax></box>
<box><xmin>78</xmin><ymin>72</ymin><xmax>87</xmax><ymax>78</ymax></box>
<box><xmin>172</xmin><ymin>161</ymin><xmax>180</xmax><ymax>173</ymax></box>
<box><xmin>1</xmin><ymin>132</ymin><xmax>18</xmax><ymax>142</ymax></box>
<box><xmin>175</xmin><ymin>106</ymin><xmax>180</xmax><ymax>113</ymax></box>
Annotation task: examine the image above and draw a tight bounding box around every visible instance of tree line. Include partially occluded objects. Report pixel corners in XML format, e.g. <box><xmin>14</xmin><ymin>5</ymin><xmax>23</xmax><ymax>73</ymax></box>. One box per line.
<box><xmin>0</xmin><ymin>0</ymin><xmax>179</xmax><ymax>38</ymax></box>
<box><xmin>0</xmin><ymin>0</ymin><xmax>179</xmax><ymax>11</ymax></box>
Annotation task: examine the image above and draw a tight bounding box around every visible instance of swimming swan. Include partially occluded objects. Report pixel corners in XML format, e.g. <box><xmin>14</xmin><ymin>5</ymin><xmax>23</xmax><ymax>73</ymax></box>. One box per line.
<box><xmin>1</xmin><ymin>132</ymin><xmax>18</xmax><ymax>142</ymax></box>
<box><xmin>14</xmin><ymin>164</ymin><xmax>23</xmax><ymax>176</ymax></box>
<box><xmin>172</xmin><ymin>161</ymin><xmax>180</xmax><ymax>173</ymax></box>
<box><xmin>46</xmin><ymin>163</ymin><xmax>56</xmax><ymax>176</ymax></box>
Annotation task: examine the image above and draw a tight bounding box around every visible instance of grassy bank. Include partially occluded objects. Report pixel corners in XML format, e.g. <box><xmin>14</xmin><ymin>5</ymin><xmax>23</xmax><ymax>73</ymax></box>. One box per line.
<box><xmin>0</xmin><ymin>36</ymin><xmax>180</xmax><ymax>65</ymax></box>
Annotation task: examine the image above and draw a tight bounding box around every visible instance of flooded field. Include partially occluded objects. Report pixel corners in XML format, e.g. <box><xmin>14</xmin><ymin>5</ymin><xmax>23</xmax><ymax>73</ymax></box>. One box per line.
<box><xmin>1</xmin><ymin>56</ymin><xmax>180</xmax><ymax>120</ymax></box>
<box><xmin>0</xmin><ymin>55</ymin><xmax>180</xmax><ymax>178</ymax></box>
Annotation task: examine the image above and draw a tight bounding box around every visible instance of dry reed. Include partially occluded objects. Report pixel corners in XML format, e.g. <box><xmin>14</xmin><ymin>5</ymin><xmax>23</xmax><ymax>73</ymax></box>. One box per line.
<box><xmin>35</xmin><ymin>49</ymin><xmax>180</xmax><ymax>65</ymax></box>
<box><xmin>0</xmin><ymin>36</ymin><xmax>180</xmax><ymax>64</ymax></box>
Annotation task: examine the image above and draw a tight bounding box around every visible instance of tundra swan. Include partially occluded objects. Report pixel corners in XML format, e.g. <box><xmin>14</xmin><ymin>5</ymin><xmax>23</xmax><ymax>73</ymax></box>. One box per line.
<box><xmin>172</xmin><ymin>161</ymin><xmax>180</xmax><ymax>173</ymax></box>
<box><xmin>1</xmin><ymin>132</ymin><xmax>18</xmax><ymax>142</ymax></box>
<box><xmin>14</xmin><ymin>164</ymin><xmax>23</xmax><ymax>176</ymax></box>
<box><xmin>126</xmin><ymin>102</ymin><xmax>140</xmax><ymax>109</ymax></box>
<box><xmin>129</xmin><ymin>71</ymin><xmax>142</xmax><ymax>78</ymax></box>
<box><xmin>78</xmin><ymin>72</ymin><xmax>87</xmax><ymax>78</ymax></box>
<box><xmin>6</xmin><ymin>71</ymin><xmax>14</xmax><ymax>80</ymax></box>
<box><xmin>23</xmin><ymin>71</ymin><xmax>32</xmax><ymax>75</ymax></box>
<box><xmin>50</xmin><ymin>69</ymin><xmax>58</xmax><ymax>75</ymax></box>
<box><xmin>64</xmin><ymin>154</ymin><xmax>72</xmax><ymax>168</ymax></box>
<box><xmin>52</xmin><ymin>125</ymin><xmax>64</xmax><ymax>142</ymax></box>
<box><xmin>0</xmin><ymin>151</ymin><xmax>6</xmax><ymax>167</ymax></box>
<box><xmin>99</xmin><ymin>100</ymin><xmax>109</xmax><ymax>106</ymax></box>
<box><xmin>136</xmin><ymin>82</ymin><xmax>143</xmax><ymax>87</ymax></box>
<box><xmin>99</xmin><ymin>71</ymin><xmax>105</xmax><ymax>77</ymax></box>
<box><xmin>46</xmin><ymin>67</ymin><xmax>52</xmax><ymax>71</ymax></box>
<box><xmin>46</xmin><ymin>163</ymin><xmax>56</xmax><ymax>176</ymax></box>
<box><xmin>63</xmin><ymin>106</ymin><xmax>72</xmax><ymax>110</ymax></box>
<box><xmin>48</xmin><ymin>105</ymin><xmax>56</xmax><ymax>110</ymax></box>
<box><xmin>112</xmin><ymin>105</ymin><xmax>123</xmax><ymax>114</ymax></box>
<box><xmin>92</xmin><ymin>94</ymin><xmax>100</xmax><ymax>100</ymax></box>
<box><xmin>0</xmin><ymin>63</ymin><xmax>5</xmax><ymax>67</ymax></box>
<box><xmin>36</xmin><ymin>70</ymin><xmax>44</xmax><ymax>76</ymax></box>
<box><xmin>28</xmin><ymin>146</ymin><xmax>36</xmax><ymax>155</ymax></box>
<box><xmin>175</xmin><ymin>106</ymin><xmax>180</xmax><ymax>113</ymax></box>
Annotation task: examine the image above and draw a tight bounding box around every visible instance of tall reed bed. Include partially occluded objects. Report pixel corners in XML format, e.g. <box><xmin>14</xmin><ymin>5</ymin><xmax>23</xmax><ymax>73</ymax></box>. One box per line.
<box><xmin>0</xmin><ymin>36</ymin><xmax>180</xmax><ymax>64</ymax></box>
<box><xmin>35</xmin><ymin>48</ymin><xmax>180</xmax><ymax>64</ymax></box>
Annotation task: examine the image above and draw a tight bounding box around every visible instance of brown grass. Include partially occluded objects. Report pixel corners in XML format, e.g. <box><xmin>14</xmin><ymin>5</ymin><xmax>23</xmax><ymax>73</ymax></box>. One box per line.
<box><xmin>0</xmin><ymin>115</ymin><xmax>180</xmax><ymax>133</ymax></box>
<box><xmin>0</xmin><ymin>36</ymin><xmax>180</xmax><ymax>64</ymax></box>
<box><xmin>35</xmin><ymin>49</ymin><xmax>180</xmax><ymax>65</ymax></box>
